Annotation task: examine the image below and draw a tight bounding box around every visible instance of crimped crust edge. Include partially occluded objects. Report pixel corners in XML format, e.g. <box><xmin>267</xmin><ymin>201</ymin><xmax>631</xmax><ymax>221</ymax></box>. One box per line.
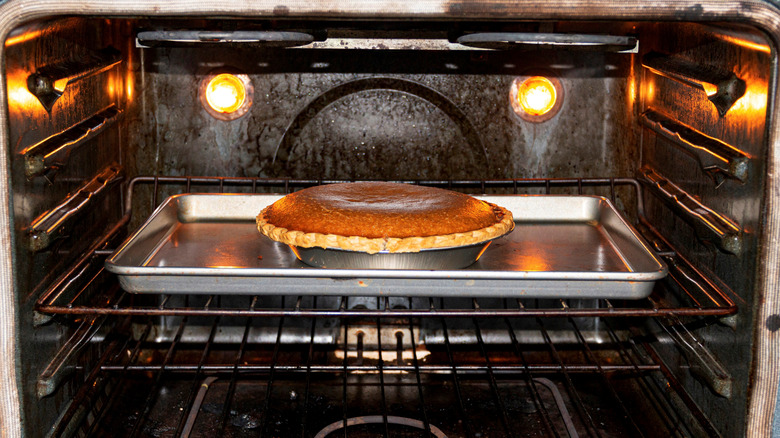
<box><xmin>256</xmin><ymin>203</ymin><xmax>514</xmax><ymax>254</ymax></box>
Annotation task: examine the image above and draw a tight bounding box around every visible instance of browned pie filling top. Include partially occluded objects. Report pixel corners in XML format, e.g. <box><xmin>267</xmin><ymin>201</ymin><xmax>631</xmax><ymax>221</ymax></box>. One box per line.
<box><xmin>261</xmin><ymin>182</ymin><xmax>504</xmax><ymax>239</ymax></box>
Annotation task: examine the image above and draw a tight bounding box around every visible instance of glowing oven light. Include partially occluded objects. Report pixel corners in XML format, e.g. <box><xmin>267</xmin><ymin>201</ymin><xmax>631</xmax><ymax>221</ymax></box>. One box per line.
<box><xmin>199</xmin><ymin>70</ymin><xmax>253</xmax><ymax>120</ymax></box>
<box><xmin>510</xmin><ymin>74</ymin><xmax>563</xmax><ymax>122</ymax></box>
<box><xmin>517</xmin><ymin>76</ymin><xmax>557</xmax><ymax>116</ymax></box>
<box><xmin>205</xmin><ymin>74</ymin><xmax>246</xmax><ymax>113</ymax></box>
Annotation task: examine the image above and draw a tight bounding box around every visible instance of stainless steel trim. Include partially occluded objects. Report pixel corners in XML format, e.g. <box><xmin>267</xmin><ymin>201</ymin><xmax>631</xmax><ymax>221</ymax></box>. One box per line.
<box><xmin>36</xmin><ymin>316</ymin><xmax>106</xmax><ymax>399</ymax></box>
<box><xmin>25</xmin><ymin>47</ymin><xmax>121</xmax><ymax>112</ymax></box>
<box><xmin>21</xmin><ymin>105</ymin><xmax>121</xmax><ymax>178</ymax></box>
<box><xmin>136</xmin><ymin>30</ymin><xmax>314</xmax><ymax>48</ymax></box>
<box><xmin>305</xmin><ymin>38</ymin><xmax>479</xmax><ymax>51</ymax></box>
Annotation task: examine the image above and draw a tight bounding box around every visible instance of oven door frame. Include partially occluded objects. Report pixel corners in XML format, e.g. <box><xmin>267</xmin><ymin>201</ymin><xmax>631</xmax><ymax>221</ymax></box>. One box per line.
<box><xmin>0</xmin><ymin>1</ymin><xmax>778</xmax><ymax>437</ymax></box>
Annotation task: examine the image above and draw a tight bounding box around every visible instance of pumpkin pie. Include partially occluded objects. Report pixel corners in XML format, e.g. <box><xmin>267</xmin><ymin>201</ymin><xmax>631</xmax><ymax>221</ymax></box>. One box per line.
<box><xmin>256</xmin><ymin>182</ymin><xmax>513</xmax><ymax>254</ymax></box>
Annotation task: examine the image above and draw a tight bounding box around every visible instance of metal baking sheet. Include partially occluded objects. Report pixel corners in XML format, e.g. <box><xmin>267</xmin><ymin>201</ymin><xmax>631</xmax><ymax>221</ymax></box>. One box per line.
<box><xmin>105</xmin><ymin>194</ymin><xmax>667</xmax><ymax>298</ymax></box>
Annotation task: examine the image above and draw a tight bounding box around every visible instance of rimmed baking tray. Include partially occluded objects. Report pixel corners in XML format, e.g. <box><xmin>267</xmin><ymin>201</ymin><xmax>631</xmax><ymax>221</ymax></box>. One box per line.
<box><xmin>105</xmin><ymin>194</ymin><xmax>667</xmax><ymax>298</ymax></box>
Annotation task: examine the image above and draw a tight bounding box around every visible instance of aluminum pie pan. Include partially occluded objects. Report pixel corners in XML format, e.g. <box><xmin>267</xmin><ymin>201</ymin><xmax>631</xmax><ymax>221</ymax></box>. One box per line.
<box><xmin>289</xmin><ymin>232</ymin><xmax>509</xmax><ymax>270</ymax></box>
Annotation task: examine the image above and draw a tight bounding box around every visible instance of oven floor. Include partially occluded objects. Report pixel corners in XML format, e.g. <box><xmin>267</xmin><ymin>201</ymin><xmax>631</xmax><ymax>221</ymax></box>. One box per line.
<box><xmin>91</xmin><ymin>372</ymin><xmax>669</xmax><ymax>437</ymax></box>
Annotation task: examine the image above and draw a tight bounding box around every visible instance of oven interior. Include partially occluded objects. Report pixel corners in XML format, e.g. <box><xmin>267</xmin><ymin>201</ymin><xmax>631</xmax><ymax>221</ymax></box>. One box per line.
<box><xmin>4</xmin><ymin>15</ymin><xmax>771</xmax><ymax>437</ymax></box>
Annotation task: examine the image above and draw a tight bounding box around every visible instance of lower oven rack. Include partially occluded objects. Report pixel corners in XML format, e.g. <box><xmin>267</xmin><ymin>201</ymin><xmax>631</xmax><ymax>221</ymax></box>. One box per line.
<box><xmin>51</xmin><ymin>309</ymin><xmax>717</xmax><ymax>437</ymax></box>
<box><xmin>36</xmin><ymin>176</ymin><xmax>734</xmax><ymax>437</ymax></box>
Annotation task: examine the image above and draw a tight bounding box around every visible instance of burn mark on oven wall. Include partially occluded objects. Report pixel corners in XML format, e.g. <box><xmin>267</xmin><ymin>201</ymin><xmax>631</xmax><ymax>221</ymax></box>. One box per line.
<box><xmin>138</xmin><ymin>47</ymin><xmax>256</xmax><ymax>179</ymax></box>
<box><xmin>445</xmin><ymin>1</ymin><xmax>513</xmax><ymax>17</ymax></box>
<box><xmin>138</xmin><ymin>48</ymin><xmax>496</xmax><ymax>181</ymax></box>
<box><xmin>273</xmin><ymin>5</ymin><xmax>290</xmax><ymax>16</ymax></box>
<box><xmin>765</xmin><ymin>315</ymin><xmax>780</xmax><ymax>332</ymax></box>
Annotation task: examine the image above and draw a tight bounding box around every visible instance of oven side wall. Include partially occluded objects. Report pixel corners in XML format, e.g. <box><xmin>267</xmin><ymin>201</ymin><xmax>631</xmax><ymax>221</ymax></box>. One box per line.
<box><xmin>637</xmin><ymin>21</ymin><xmax>773</xmax><ymax>436</ymax></box>
<box><xmin>0</xmin><ymin>16</ymin><xmax>131</xmax><ymax>438</ymax></box>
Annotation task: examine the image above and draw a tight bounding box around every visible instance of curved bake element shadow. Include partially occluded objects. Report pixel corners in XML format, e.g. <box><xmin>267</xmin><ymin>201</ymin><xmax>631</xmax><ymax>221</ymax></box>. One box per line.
<box><xmin>271</xmin><ymin>77</ymin><xmax>489</xmax><ymax>177</ymax></box>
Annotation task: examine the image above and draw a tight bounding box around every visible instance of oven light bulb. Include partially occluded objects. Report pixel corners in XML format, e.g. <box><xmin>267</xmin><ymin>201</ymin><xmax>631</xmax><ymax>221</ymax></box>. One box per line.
<box><xmin>200</xmin><ymin>71</ymin><xmax>253</xmax><ymax>120</ymax></box>
<box><xmin>205</xmin><ymin>73</ymin><xmax>246</xmax><ymax>114</ymax></box>
<box><xmin>517</xmin><ymin>76</ymin><xmax>557</xmax><ymax>116</ymax></box>
<box><xmin>510</xmin><ymin>74</ymin><xmax>563</xmax><ymax>122</ymax></box>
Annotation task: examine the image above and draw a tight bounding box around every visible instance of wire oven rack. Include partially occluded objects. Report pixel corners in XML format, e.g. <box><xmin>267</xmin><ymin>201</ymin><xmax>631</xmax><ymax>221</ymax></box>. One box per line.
<box><xmin>35</xmin><ymin>175</ymin><xmax>736</xmax><ymax>319</ymax></box>
<box><xmin>54</xmin><ymin>310</ymin><xmax>717</xmax><ymax>437</ymax></box>
<box><xmin>36</xmin><ymin>176</ymin><xmax>736</xmax><ymax>437</ymax></box>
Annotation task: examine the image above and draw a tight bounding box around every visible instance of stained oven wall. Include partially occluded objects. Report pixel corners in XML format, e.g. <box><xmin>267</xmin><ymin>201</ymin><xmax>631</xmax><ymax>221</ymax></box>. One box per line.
<box><xmin>637</xmin><ymin>22</ymin><xmax>771</xmax><ymax>436</ymax></box>
<box><xmin>4</xmin><ymin>18</ymin><xmax>131</xmax><ymax>436</ymax></box>
<box><xmin>128</xmin><ymin>21</ymin><xmax>637</xmax><ymax>198</ymax></box>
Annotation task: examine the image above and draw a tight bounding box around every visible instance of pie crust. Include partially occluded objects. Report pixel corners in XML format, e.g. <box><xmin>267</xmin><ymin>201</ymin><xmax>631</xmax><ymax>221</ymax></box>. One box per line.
<box><xmin>256</xmin><ymin>182</ymin><xmax>514</xmax><ymax>254</ymax></box>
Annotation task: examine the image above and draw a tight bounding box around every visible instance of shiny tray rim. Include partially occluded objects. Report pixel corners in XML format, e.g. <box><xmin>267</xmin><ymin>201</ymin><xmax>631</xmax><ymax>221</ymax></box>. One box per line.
<box><xmin>105</xmin><ymin>193</ymin><xmax>668</xmax><ymax>280</ymax></box>
<box><xmin>104</xmin><ymin>193</ymin><xmax>667</xmax><ymax>296</ymax></box>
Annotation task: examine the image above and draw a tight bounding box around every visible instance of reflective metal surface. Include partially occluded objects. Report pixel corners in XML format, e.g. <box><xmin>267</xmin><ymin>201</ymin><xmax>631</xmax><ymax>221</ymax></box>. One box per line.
<box><xmin>642</xmin><ymin>51</ymin><xmax>746</xmax><ymax>116</ymax></box>
<box><xmin>106</xmin><ymin>194</ymin><xmax>666</xmax><ymax>298</ymax></box>
<box><xmin>136</xmin><ymin>30</ymin><xmax>315</xmax><ymax>48</ymax></box>
<box><xmin>293</xmin><ymin>240</ymin><xmax>498</xmax><ymax>269</ymax></box>
<box><xmin>457</xmin><ymin>32</ymin><xmax>638</xmax><ymax>52</ymax></box>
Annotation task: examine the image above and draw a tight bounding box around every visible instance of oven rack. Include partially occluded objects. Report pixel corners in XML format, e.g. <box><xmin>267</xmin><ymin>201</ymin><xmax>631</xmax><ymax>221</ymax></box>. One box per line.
<box><xmin>41</xmin><ymin>176</ymin><xmax>728</xmax><ymax>437</ymax></box>
<box><xmin>52</xmin><ymin>307</ymin><xmax>716</xmax><ymax>437</ymax></box>
<box><xmin>35</xmin><ymin>175</ymin><xmax>737</xmax><ymax>319</ymax></box>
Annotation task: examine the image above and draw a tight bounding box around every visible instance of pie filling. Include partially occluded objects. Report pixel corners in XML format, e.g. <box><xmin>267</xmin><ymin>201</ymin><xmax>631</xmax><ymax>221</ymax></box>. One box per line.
<box><xmin>256</xmin><ymin>182</ymin><xmax>514</xmax><ymax>254</ymax></box>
